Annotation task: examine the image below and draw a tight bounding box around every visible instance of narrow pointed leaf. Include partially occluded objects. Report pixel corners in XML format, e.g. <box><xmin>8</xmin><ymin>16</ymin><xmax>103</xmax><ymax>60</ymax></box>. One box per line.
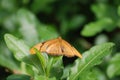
<box><xmin>35</xmin><ymin>49</ymin><xmax>47</xmax><ymax>74</ymax></box>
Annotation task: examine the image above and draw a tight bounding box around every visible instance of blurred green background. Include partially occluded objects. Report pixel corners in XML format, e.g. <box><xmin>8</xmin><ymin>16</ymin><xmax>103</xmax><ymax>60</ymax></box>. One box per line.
<box><xmin>0</xmin><ymin>0</ymin><xmax>120</xmax><ymax>80</ymax></box>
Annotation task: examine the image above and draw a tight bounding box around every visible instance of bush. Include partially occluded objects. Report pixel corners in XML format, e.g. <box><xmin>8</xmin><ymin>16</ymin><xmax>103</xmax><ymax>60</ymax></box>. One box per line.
<box><xmin>0</xmin><ymin>0</ymin><xmax>120</xmax><ymax>80</ymax></box>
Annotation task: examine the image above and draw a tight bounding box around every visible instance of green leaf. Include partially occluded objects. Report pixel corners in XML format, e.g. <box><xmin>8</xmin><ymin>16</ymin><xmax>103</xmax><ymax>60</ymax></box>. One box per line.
<box><xmin>3</xmin><ymin>14</ymin><xmax>17</xmax><ymax>32</ymax></box>
<box><xmin>22</xmin><ymin>54</ymin><xmax>44</xmax><ymax>75</ymax></box>
<box><xmin>37</xmin><ymin>24</ymin><xmax>59</xmax><ymax>41</ymax></box>
<box><xmin>79</xmin><ymin>68</ymin><xmax>107</xmax><ymax>80</ymax></box>
<box><xmin>17</xmin><ymin>8</ymin><xmax>39</xmax><ymax>46</ymax></box>
<box><xmin>91</xmin><ymin>3</ymin><xmax>118</xmax><ymax>20</ymax></box>
<box><xmin>60</xmin><ymin>15</ymin><xmax>85</xmax><ymax>35</ymax></box>
<box><xmin>4</xmin><ymin>34</ymin><xmax>44</xmax><ymax>74</ymax></box>
<box><xmin>118</xmin><ymin>6</ymin><xmax>120</xmax><ymax>16</ymax></box>
<box><xmin>35</xmin><ymin>49</ymin><xmax>47</xmax><ymax>74</ymax></box>
<box><xmin>0</xmin><ymin>0</ymin><xmax>18</xmax><ymax>24</ymax></box>
<box><xmin>91</xmin><ymin>3</ymin><xmax>108</xmax><ymax>19</ymax></box>
<box><xmin>69</xmin><ymin>42</ymin><xmax>115</xmax><ymax>80</ymax></box>
<box><xmin>34</xmin><ymin>75</ymin><xmax>56</xmax><ymax>80</ymax></box>
<box><xmin>4</xmin><ymin>34</ymin><xmax>29</xmax><ymax>61</ymax></box>
<box><xmin>81</xmin><ymin>18</ymin><xmax>115</xmax><ymax>37</ymax></box>
<box><xmin>46</xmin><ymin>57</ymin><xmax>53</xmax><ymax>77</ymax></box>
<box><xmin>49</xmin><ymin>56</ymin><xmax>63</xmax><ymax>79</ymax></box>
<box><xmin>4</xmin><ymin>34</ymin><xmax>35</xmax><ymax>74</ymax></box>
<box><xmin>31</xmin><ymin>0</ymin><xmax>55</xmax><ymax>13</ymax></box>
<box><xmin>84</xmin><ymin>3</ymin><xmax>118</xmax><ymax>36</ymax></box>
<box><xmin>60</xmin><ymin>19</ymin><xmax>68</xmax><ymax>35</ymax></box>
<box><xmin>68</xmin><ymin>15</ymin><xmax>85</xmax><ymax>29</ymax></box>
<box><xmin>61</xmin><ymin>66</ymin><xmax>70</xmax><ymax>79</ymax></box>
<box><xmin>107</xmin><ymin>53</ymin><xmax>120</xmax><ymax>78</ymax></box>
<box><xmin>7</xmin><ymin>74</ymin><xmax>31</xmax><ymax>80</ymax></box>
<box><xmin>0</xmin><ymin>0</ymin><xmax>17</xmax><ymax>12</ymax></box>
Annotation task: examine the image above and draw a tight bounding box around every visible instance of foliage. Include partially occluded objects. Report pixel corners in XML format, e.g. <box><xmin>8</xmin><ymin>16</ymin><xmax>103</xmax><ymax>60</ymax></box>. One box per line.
<box><xmin>107</xmin><ymin>53</ymin><xmax>120</xmax><ymax>78</ymax></box>
<box><xmin>4</xmin><ymin>34</ymin><xmax>114</xmax><ymax>80</ymax></box>
<box><xmin>0</xmin><ymin>0</ymin><xmax>120</xmax><ymax>80</ymax></box>
<box><xmin>6</xmin><ymin>74</ymin><xmax>31</xmax><ymax>80</ymax></box>
<box><xmin>69</xmin><ymin>43</ymin><xmax>114</xmax><ymax>80</ymax></box>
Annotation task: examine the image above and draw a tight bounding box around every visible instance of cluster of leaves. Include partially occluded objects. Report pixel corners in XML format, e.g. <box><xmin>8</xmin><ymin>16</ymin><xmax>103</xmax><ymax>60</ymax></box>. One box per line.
<box><xmin>0</xmin><ymin>0</ymin><xmax>120</xmax><ymax>80</ymax></box>
<box><xmin>4</xmin><ymin>34</ymin><xmax>114</xmax><ymax>80</ymax></box>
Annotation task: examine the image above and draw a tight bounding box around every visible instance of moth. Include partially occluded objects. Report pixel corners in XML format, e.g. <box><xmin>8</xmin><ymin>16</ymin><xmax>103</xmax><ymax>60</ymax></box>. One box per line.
<box><xmin>30</xmin><ymin>37</ymin><xmax>82</xmax><ymax>58</ymax></box>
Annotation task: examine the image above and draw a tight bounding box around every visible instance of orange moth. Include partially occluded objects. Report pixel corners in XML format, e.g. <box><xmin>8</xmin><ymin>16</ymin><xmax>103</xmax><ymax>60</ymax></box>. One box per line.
<box><xmin>30</xmin><ymin>37</ymin><xmax>82</xmax><ymax>58</ymax></box>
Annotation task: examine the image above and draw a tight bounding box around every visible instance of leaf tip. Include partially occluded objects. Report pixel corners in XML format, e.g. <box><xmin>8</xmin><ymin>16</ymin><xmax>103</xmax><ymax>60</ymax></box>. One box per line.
<box><xmin>4</xmin><ymin>33</ymin><xmax>12</xmax><ymax>40</ymax></box>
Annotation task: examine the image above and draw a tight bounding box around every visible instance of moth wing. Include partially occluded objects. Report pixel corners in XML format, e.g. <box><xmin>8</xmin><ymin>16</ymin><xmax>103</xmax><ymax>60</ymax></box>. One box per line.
<box><xmin>40</xmin><ymin>38</ymin><xmax>62</xmax><ymax>55</ymax></box>
<box><xmin>61</xmin><ymin>40</ymin><xmax>82</xmax><ymax>58</ymax></box>
<box><xmin>30</xmin><ymin>37</ymin><xmax>82</xmax><ymax>58</ymax></box>
<box><xmin>71</xmin><ymin>46</ymin><xmax>82</xmax><ymax>58</ymax></box>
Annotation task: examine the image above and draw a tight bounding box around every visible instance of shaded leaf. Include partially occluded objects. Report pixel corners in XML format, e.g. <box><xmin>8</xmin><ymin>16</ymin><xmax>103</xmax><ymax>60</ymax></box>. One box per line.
<box><xmin>49</xmin><ymin>56</ymin><xmax>63</xmax><ymax>79</ymax></box>
<box><xmin>61</xmin><ymin>65</ymin><xmax>71</xmax><ymax>80</ymax></box>
<box><xmin>0</xmin><ymin>0</ymin><xmax>17</xmax><ymax>12</ymax></box>
<box><xmin>69</xmin><ymin>15</ymin><xmax>85</xmax><ymax>29</ymax></box>
<box><xmin>35</xmin><ymin>49</ymin><xmax>48</xmax><ymax>74</ymax></box>
<box><xmin>81</xmin><ymin>18</ymin><xmax>115</xmax><ymax>37</ymax></box>
<box><xmin>37</xmin><ymin>24</ymin><xmax>59</xmax><ymax>41</ymax></box>
<box><xmin>118</xmin><ymin>5</ymin><xmax>120</xmax><ymax>16</ymax></box>
<box><xmin>17</xmin><ymin>8</ymin><xmax>39</xmax><ymax>46</ymax></box>
<box><xmin>60</xmin><ymin>15</ymin><xmax>85</xmax><ymax>35</ymax></box>
<box><xmin>31</xmin><ymin>0</ymin><xmax>55</xmax><ymax>13</ymax></box>
<box><xmin>3</xmin><ymin>14</ymin><xmax>17</xmax><ymax>32</ymax></box>
<box><xmin>107</xmin><ymin>53</ymin><xmax>120</xmax><ymax>78</ymax></box>
<box><xmin>0</xmin><ymin>42</ymin><xmax>20</xmax><ymax>71</ymax></box>
<box><xmin>7</xmin><ymin>74</ymin><xmax>31</xmax><ymax>80</ymax></box>
<box><xmin>22</xmin><ymin>55</ymin><xmax>44</xmax><ymax>75</ymax></box>
<box><xmin>79</xmin><ymin>68</ymin><xmax>107</xmax><ymax>80</ymax></box>
<box><xmin>35</xmin><ymin>75</ymin><xmax>56</xmax><ymax>80</ymax></box>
